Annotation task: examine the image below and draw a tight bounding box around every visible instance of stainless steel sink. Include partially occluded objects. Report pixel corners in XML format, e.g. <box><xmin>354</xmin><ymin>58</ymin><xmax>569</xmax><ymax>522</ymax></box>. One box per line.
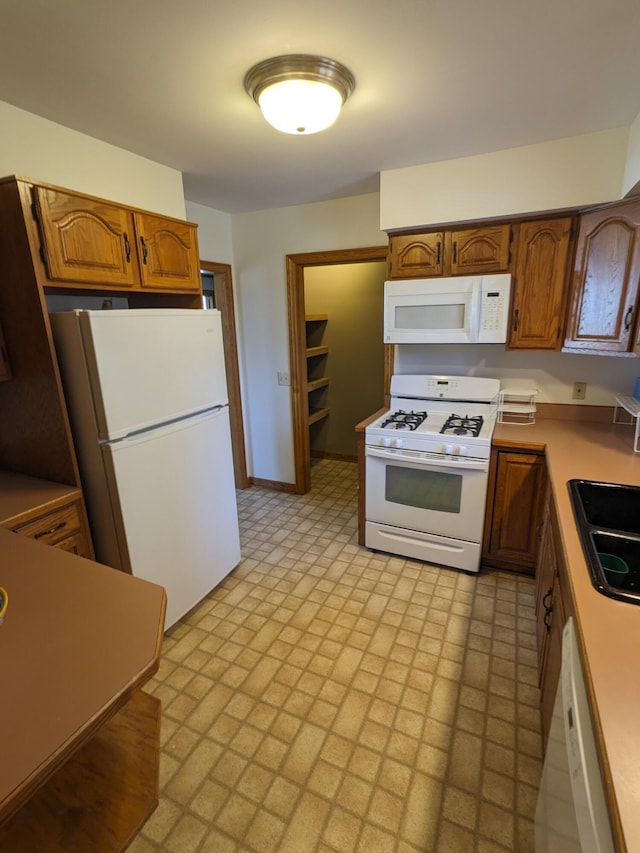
<box><xmin>568</xmin><ymin>480</ymin><xmax>640</xmax><ymax>605</ymax></box>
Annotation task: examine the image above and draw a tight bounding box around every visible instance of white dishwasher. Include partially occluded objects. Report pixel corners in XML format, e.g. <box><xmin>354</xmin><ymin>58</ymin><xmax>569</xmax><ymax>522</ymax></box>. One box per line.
<box><xmin>535</xmin><ymin>617</ymin><xmax>615</xmax><ymax>853</ymax></box>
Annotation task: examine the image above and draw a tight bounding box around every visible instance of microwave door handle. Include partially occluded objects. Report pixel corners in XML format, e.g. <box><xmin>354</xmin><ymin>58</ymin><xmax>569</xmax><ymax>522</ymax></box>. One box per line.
<box><xmin>366</xmin><ymin>446</ymin><xmax>488</xmax><ymax>471</ymax></box>
<box><xmin>469</xmin><ymin>281</ymin><xmax>482</xmax><ymax>343</ymax></box>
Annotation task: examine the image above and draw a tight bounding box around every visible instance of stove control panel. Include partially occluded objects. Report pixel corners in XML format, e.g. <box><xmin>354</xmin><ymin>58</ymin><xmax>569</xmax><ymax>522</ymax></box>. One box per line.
<box><xmin>381</xmin><ymin>437</ymin><xmax>405</xmax><ymax>448</ymax></box>
<box><xmin>443</xmin><ymin>444</ymin><xmax>469</xmax><ymax>456</ymax></box>
<box><xmin>390</xmin><ymin>374</ymin><xmax>501</xmax><ymax>403</ymax></box>
<box><xmin>368</xmin><ymin>436</ymin><xmax>490</xmax><ymax>461</ymax></box>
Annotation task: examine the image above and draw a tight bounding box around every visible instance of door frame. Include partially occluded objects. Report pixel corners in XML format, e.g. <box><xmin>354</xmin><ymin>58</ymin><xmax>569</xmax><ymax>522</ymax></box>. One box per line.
<box><xmin>200</xmin><ymin>260</ymin><xmax>249</xmax><ymax>489</ymax></box>
<box><xmin>286</xmin><ymin>246</ymin><xmax>393</xmax><ymax>494</ymax></box>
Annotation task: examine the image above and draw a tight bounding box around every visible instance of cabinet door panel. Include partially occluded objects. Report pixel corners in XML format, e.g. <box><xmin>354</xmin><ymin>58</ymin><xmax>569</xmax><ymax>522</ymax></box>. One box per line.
<box><xmin>35</xmin><ymin>188</ymin><xmax>137</xmax><ymax>287</ymax></box>
<box><xmin>134</xmin><ymin>213</ymin><xmax>201</xmax><ymax>291</ymax></box>
<box><xmin>448</xmin><ymin>224</ymin><xmax>511</xmax><ymax>275</ymax></box>
<box><xmin>535</xmin><ymin>499</ymin><xmax>555</xmax><ymax>678</ymax></box>
<box><xmin>539</xmin><ymin>575</ymin><xmax>565</xmax><ymax>745</ymax></box>
<box><xmin>485</xmin><ymin>450</ymin><xmax>546</xmax><ymax>573</ymax></box>
<box><xmin>508</xmin><ymin>218</ymin><xmax>573</xmax><ymax>350</ymax></box>
<box><xmin>565</xmin><ymin>202</ymin><xmax>640</xmax><ymax>352</ymax></box>
<box><xmin>388</xmin><ymin>233</ymin><xmax>444</xmax><ymax>278</ymax></box>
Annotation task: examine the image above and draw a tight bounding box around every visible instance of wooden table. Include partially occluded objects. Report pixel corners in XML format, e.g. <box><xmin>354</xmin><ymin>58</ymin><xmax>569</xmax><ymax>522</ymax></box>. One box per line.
<box><xmin>0</xmin><ymin>527</ymin><xmax>166</xmax><ymax>851</ymax></box>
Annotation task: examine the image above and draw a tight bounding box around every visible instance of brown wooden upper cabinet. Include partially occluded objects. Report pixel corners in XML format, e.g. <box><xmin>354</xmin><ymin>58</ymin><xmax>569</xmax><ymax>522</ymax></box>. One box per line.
<box><xmin>564</xmin><ymin>198</ymin><xmax>640</xmax><ymax>354</ymax></box>
<box><xmin>508</xmin><ymin>217</ymin><xmax>575</xmax><ymax>351</ymax></box>
<box><xmin>34</xmin><ymin>186</ymin><xmax>201</xmax><ymax>293</ymax></box>
<box><xmin>388</xmin><ymin>224</ymin><xmax>512</xmax><ymax>279</ymax></box>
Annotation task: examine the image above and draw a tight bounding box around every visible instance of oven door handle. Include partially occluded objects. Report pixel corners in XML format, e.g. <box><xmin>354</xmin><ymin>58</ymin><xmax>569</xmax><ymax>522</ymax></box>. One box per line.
<box><xmin>365</xmin><ymin>446</ymin><xmax>489</xmax><ymax>471</ymax></box>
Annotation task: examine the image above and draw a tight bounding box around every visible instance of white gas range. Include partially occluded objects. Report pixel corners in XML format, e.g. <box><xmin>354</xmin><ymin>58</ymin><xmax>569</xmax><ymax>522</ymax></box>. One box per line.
<box><xmin>365</xmin><ymin>374</ymin><xmax>500</xmax><ymax>572</ymax></box>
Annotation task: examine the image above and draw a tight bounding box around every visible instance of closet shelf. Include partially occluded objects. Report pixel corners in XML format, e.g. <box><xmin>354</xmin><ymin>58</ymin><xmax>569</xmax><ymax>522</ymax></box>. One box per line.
<box><xmin>305</xmin><ymin>315</ymin><xmax>330</xmax><ymax>432</ymax></box>
<box><xmin>308</xmin><ymin>407</ymin><xmax>330</xmax><ymax>426</ymax></box>
<box><xmin>306</xmin><ymin>345</ymin><xmax>329</xmax><ymax>359</ymax></box>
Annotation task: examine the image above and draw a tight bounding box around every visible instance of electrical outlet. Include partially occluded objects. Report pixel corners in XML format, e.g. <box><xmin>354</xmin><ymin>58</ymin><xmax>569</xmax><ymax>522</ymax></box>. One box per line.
<box><xmin>572</xmin><ymin>381</ymin><xmax>587</xmax><ymax>400</ymax></box>
<box><xmin>277</xmin><ymin>372</ymin><xmax>290</xmax><ymax>386</ymax></box>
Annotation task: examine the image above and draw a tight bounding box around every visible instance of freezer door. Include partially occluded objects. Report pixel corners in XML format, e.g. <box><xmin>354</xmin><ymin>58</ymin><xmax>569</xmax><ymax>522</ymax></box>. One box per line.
<box><xmin>78</xmin><ymin>308</ymin><xmax>228</xmax><ymax>440</ymax></box>
<box><xmin>102</xmin><ymin>406</ymin><xmax>240</xmax><ymax>629</ymax></box>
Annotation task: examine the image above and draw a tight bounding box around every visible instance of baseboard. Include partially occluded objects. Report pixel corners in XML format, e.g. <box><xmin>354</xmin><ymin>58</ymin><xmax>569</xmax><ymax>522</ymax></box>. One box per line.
<box><xmin>310</xmin><ymin>451</ymin><xmax>357</xmax><ymax>463</ymax></box>
<box><xmin>248</xmin><ymin>477</ymin><xmax>297</xmax><ymax>493</ymax></box>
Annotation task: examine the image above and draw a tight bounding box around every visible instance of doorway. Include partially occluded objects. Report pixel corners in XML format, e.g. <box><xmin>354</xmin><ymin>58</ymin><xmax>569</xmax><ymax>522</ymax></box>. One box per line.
<box><xmin>200</xmin><ymin>261</ymin><xmax>249</xmax><ymax>489</ymax></box>
<box><xmin>286</xmin><ymin>246</ymin><xmax>394</xmax><ymax>494</ymax></box>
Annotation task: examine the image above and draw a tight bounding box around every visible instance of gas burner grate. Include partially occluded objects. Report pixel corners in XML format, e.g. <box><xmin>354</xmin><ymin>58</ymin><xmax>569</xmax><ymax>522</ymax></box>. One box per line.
<box><xmin>440</xmin><ymin>413</ymin><xmax>484</xmax><ymax>438</ymax></box>
<box><xmin>380</xmin><ymin>410</ymin><xmax>428</xmax><ymax>431</ymax></box>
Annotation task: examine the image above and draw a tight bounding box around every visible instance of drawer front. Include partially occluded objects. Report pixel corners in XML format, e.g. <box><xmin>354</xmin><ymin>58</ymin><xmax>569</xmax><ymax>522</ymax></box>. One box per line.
<box><xmin>13</xmin><ymin>503</ymin><xmax>82</xmax><ymax>546</ymax></box>
<box><xmin>54</xmin><ymin>530</ymin><xmax>90</xmax><ymax>557</ymax></box>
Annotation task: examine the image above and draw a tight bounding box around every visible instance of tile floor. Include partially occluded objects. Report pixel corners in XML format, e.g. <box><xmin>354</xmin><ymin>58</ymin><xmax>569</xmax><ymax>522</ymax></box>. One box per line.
<box><xmin>130</xmin><ymin>459</ymin><xmax>543</xmax><ymax>853</ymax></box>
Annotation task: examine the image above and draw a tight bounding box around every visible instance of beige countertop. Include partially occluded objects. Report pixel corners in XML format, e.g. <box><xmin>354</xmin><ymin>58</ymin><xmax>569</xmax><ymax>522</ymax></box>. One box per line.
<box><xmin>494</xmin><ymin>416</ymin><xmax>640</xmax><ymax>852</ymax></box>
<box><xmin>0</xmin><ymin>528</ymin><xmax>166</xmax><ymax>823</ymax></box>
<box><xmin>0</xmin><ymin>471</ymin><xmax>81</xmax><ymax>527</ymax></box>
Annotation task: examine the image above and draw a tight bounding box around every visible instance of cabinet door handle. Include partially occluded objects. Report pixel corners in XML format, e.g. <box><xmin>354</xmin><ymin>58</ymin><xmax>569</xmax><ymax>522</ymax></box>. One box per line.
<box><xmin>452</xmin><ymin>240</ymin><xmax>458</xmax><ymax>264</ymax></box>
<box><xmin>543</xmin><ymin>606</ymin><xmax>553</xmax><ymax>633</ymax></box>
<box><xmin>140</xmin><ymin>236</ymin><xmax>148</xmax><ymax>264</ymax></box>
<box><xmin>123</xmin><ymin>233</ymin><xmax>132</xmax><ymax>262</ymax></box>
<box><xmin>34</xmin><ymin>521</ymin><xmax>66</xmax><ymax>540</ymax></box>
<box><xmin>436</xmin><ymin>241</ymin><xmax>441</xmax><ymax>266</ymax></box>
<box><xmin>513</xmin><ymin>308</ymin><xmax>519</xmax><ymax>331</ymax></box>
<box><xmin>624</xmin><ymin>305</ymin><xmax>633</xmax><ymax>331</ymax></box>
<box><xmin>542</xmin><ymin>587</ymin><xmax>552</xmax><ymax>610</ymax></box>
<box><xmin>536</xmin><ymin>519</ymin><xmax>544</xmax><ymax>541</ymax></box>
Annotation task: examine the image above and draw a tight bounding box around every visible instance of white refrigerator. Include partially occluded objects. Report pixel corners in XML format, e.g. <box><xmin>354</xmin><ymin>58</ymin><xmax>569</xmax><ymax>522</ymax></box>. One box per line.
<box><xmin>50</xmin><ymin>308</ymin><xmax>241</xmax><ymax>629</ymax></box>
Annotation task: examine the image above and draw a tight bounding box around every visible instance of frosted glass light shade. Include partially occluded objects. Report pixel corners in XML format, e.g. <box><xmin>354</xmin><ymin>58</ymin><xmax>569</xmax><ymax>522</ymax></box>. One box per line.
<box><xmin>258</xmin><ymin>79</ymin><xmax>343</xmax><ymax>135</ymax></box>
<box><xmin>244</xmin><ymin>55</ymin><xmax>355</xmax><ymax>136</ymax></box>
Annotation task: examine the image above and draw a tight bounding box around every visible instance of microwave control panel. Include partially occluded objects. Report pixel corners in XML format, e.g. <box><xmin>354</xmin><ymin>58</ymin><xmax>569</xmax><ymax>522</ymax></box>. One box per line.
<box><xmin>477</xmin><ymin>276</ymin><xmax>511</xmax><ymax>343</ymax></box>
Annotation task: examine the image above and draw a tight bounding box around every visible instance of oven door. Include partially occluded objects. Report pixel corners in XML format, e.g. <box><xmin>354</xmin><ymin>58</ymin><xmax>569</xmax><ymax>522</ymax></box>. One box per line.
<box><xmin>365</xmin><ymin>445</ymin><xmax>489</xmax><ymax>542</ymax></box>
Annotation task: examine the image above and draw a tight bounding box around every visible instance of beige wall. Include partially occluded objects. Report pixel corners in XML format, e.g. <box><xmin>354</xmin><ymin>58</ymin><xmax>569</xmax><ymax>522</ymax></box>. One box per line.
<box><xmin>229</xmin><ymin>193</ymin><xmax>386</xmax><ymax>484</ymax></box>
<box><xmin>7</xmin><ymin>96</ymin><xmax>639</xmax><ymax>486</ymax></box>
<box><xmin>380</xmin><ymin>128</ymin><xmax>629</xmax><ymax>231</ymax></box>
<box><xmin>376</xmin><ymin>125</ymin><xmax>640</xmax><ymax>441</ymax></box>
<box><xmin>200</xmin><ymin>126</ymin><xmax>640</xmax><ymax>485</ymax></box>
<box><xmin>185</xmin><ymin>200</ymin><xmax>234</xmax><ymax>265</ymax></box>
<box><xmin>623</xmin><ymin>112</ymin><xmax>640</xmax><ymax>195</ymax></box>
<box><xmin>304</xmin><ymin>262</ymin><xmax>387</xmax><ymax>458</ymax></box>
<box><xmin>0</xmin><ymin>100</ymin><xmax>186</xmax><ymax>217</ymax></box>
<box><xmin>395</xmin><ymin>345</ymin><xmax>640</xmax><ymax>407</ymax></box>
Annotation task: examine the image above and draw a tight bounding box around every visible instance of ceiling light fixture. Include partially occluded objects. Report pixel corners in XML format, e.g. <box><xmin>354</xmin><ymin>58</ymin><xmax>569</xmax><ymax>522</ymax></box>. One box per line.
<box><xmin>244</xmin><ymin>54</ymin><xmax>355</xmax><ymax>136</ymax></box>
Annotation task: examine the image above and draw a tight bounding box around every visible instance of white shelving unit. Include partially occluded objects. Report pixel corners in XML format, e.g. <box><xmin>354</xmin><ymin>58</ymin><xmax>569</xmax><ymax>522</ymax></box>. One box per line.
<box><xmin>498</xmin><ymin>388</ymin><xmax>538</xmax><ymax>425</ymax></box>
<box><xmin>613</xmin><ymin>394</ymin><xmax>640</xmax><ymax>452</ymax></box>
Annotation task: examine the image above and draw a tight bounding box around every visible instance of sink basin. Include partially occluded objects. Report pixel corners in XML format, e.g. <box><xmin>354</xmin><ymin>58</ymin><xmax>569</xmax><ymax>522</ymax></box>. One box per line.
<box><xmin>568</xmin><ymin>479</ymin><xmax>640</xmax><ymax>605</ymax></box>
<box><xmin>571</xmin><ymin>479</ymin><xmax>640</xmax><ymax>534</ymax></box>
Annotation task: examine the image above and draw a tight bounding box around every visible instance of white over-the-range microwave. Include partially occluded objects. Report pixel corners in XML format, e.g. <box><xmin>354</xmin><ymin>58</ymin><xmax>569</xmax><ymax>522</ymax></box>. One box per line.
<box><xmin>384</xmin><ymin>273</ymin><xmax>512</xmax><ymax>344</ymax></box>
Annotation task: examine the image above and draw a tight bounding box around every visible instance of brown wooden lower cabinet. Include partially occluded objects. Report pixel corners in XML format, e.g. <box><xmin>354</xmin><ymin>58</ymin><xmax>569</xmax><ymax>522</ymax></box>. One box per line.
<box><xmin>535</xmin><ymin>490</ymin><xmax>574</xmax><ymax>745</ymax></box>
<box><xmin>10</xmin><ymin>499</ymin><xmax>92</xmax><ymax>557</ymax></box>
<box><xmin>482</xmin><ymin>446</ymin><xmax>547</xmax><ymax>574</ymax></box>
<box><xmin>0</xmin><ymin>472</ymin><xmax>94</xmax><ymax>560</ymax></box>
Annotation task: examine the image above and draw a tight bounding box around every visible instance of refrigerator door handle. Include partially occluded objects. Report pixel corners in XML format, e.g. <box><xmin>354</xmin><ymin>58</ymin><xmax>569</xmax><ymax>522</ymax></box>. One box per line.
<box><xmin>100</xmin><ymin>405</ymin><xmax>229</xmax><ymax>445</ymax></box>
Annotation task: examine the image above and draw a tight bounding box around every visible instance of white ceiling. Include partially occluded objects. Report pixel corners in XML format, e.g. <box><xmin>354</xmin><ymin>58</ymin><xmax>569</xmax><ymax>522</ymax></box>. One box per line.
<box><xmin>1</xmin><ymin>0</ymin><xmax>639</xmax><ymax>214</ymax></box>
